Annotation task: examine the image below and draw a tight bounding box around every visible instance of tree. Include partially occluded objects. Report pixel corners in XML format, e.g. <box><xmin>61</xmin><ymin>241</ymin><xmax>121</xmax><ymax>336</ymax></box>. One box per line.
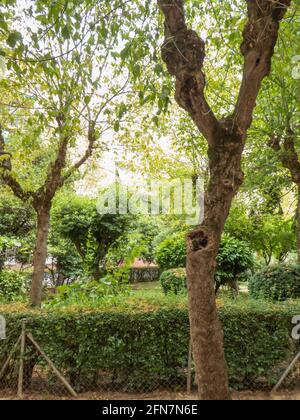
<box><xmin>157</xmin><ymin>0</ymin><xmax>291</xmax><ymax>399</ymax></box>
<box><xmin>248</xmin><ymin>14</ymin><xmax>300</xmax><ymax>262</ymax></box>
<box><xmin>52</xmin><ymin>194</ymin><xmax>131</xmax><ymax>280</ymax></box>
<box><xmin>225</xmin><ymin>201</ymin><xmax>296</xmax><ymax>264</ymax></box>
<box><xmin>0</xmin><ymin>0</ymin><xmax>136</xmax><ymax>306</ymax></box>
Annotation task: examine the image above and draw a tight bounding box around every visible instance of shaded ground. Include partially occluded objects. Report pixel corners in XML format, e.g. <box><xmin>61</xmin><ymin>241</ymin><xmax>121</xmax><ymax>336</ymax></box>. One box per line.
<box><xmin>1</xmin><ymin>390</ymin><xmax>300</xmax><ymax>400</ymax></box>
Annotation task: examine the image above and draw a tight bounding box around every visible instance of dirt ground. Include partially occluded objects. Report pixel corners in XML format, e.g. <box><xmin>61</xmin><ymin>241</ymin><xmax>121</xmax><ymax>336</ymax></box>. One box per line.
<box><xmin>1</xmin><ymin>390</ymin><xmax>300</xmax><ymax>400</ymax></box>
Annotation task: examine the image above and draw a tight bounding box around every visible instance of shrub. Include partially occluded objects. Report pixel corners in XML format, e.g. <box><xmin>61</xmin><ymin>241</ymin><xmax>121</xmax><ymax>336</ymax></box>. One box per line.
<box><xmin>155</xmin><ymin>232</ymin><xmax>186</xmax><ymax>270</ymax></box>
<box><xmin>160</xmin><ymin>268</ymin><xmax>187</xmax><ymax>295</ymax></box>
<box><xmin>215</xmin><ymin>235</ymin><xmax>254</xmax><ymax>292</ymax></box>
<box><xmin>156</xmin><ymin>233</ymin><xmax>254</xmax><ymax>291</ymax></box>
<box><xmin>0</xmin><ymin>270</ymin><xmax>26</xmax><ymax>302</ymax></box>
<box><xmin>249</xmin><ymin>264</ymin><xmax>300</xmax><ymax>301</ymax></box>
<box><xmin>46</xmin><ymin>274</ymin><xmax>130</xmax><ymax>307</ymax></box>
<box><xmin>0</xmin><ymin>299</ymin><xmax>299</xmax><ymax>392</ymax></box>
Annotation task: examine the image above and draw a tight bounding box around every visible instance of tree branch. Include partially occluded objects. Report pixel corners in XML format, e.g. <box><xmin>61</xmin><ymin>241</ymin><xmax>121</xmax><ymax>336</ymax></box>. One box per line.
<box><xmin>34</xmin><ymin>115</ymin><xmax>70</xmax><ymax>210</ymax></box>
<box><xmin>0</xmin><ymin>127</ymin><xmax>32</xmax><ymax>202</ymax></box>
<box><xmin>157</xmin><ymin>0</ymin><xmax>220</xmax><ymax>143</ymax></box>
<box><xmin>269</xmin><ymin>128</ymin><xmax>300</xmax><ymax>184</ymax></box>
<box><xmin>63</xmin><ymin>121</ymin><xmax>97</xmax><ymax>182</ymax></box>
<box><xmin>234</xmin><ymin>0</ymin><xmax>291</xmax><ymax>133</ymax></box>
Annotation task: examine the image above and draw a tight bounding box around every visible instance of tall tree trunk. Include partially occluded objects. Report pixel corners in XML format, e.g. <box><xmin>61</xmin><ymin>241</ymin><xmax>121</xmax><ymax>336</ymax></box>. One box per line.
<box><xmin>297</xmin><ymin>185</ymin><xmax>300</xmax><ymax>264</ymax></box>
<box><xmin>157</xmin><ymin>0</ymin><xmax>289</xmax><ymax>401</ymax></box>
<box><xmin>187</xmin><ymin>130</ymin><xmax>244</xmax><ymax>400</ymax></box>
<box><xmin>30</xmin><ymin>208</ymin><xmax>50</xmax><ymax>307</ymax></box>
<box><xmin>92</xmin><ymin>244</ymin><xmax>106</xmax><ymax>280</ymax></box>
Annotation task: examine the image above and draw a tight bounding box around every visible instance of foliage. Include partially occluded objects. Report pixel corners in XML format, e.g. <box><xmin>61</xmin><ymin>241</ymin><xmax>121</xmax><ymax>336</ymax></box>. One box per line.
<box><xmin>0</xmin><ymin>269</ymin><xmax>26</xmax><ymax>302</ymax></box>
<box><xmin>249</xmin><ymin>264</ymin><xmax>300</xmax><ymax>302</ymax></box>
<box><xmin>226</xmin><ymin>202</ymin><xmax>296</xmax><ymax>265</ymax></box>
<box><xmin>155</xmin><ymin>232</ymin><xmax>186</xmax><ymax>270</ymax></box>
<box><xmin>215</xmin><ymin>235</ymin><xmax>254</xmax><ymax>292</ymax></box>
<box><xmin>47</xmin><ymin>237</ymin><xmax>84</xmax><ymax>286</ymax></box>
<box><xmin>46</xmin><ymin>275</ymin><xmax>130</xmax><ymax>308</ymax></box>
<box><xmin>0</xmin><ymin>191</ymin><xmax>35</xmax><ymax>236</ymax></box>
<box><xmin>1</xmin><ymin>297</ymin><xmax>300</xmax><ymax>391</ymax></box>
<box><xmin>51</xmin><ymin>194</ymin><xmax>132</xmax><ymax>279</ymax></box>
<box><xmin>160</xmin><ymin>268</ymin><xmax>187</xmax><ymax>295</ymax></box>
<box><xmin>156</xmin><ymin>232</ymin><xmax>254</xmax><ymax>291</ymax></box>
<box><xmin>0</xmin><ymin>191</ymin><xmax>35</xmax><ymax>269</ymax></box>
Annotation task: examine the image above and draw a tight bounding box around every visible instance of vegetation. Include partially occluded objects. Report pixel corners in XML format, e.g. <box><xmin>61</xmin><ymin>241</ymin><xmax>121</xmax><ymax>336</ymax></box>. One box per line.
<box><xmin>1</xmin><ymin>296</ymin><xmax>300</xmax><ymax>392</ymax></box>
<box><xmin>249</xmin><ymin>264</ymin><xmax>300</xmax><ymax>302</ymax></box>
<box><xmin>0</xmin><ymin>270</ymin><xmax>26</xmax><ymax>302</ymax></box>
<box><xmin>0</xmin><ymin>0</ymin><xmax>300</xmax><ymax>401</ymax></box>
<box><xmin>160</xmin><ymin>268</ymin><xmax>187</xmax><ymax>295</ymax></box>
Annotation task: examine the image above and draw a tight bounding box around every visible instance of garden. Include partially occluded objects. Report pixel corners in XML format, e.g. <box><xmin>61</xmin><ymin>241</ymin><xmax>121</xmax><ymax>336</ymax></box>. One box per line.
<box><xmin>0</xmin><ymin>0</ymin><xmax>300</xmax><ymax>401</ymax></box>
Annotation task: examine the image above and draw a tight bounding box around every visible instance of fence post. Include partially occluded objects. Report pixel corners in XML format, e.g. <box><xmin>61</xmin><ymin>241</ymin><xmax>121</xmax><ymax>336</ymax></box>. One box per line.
<box><xmin>17</xmin><ymin>320</ymin><xmax>26</xmax><ymax>399</ymax></box>
<box><xmin>187</xmin><ymin>337</ymin><xmax>192</xmax><ymax>393</ymax></box>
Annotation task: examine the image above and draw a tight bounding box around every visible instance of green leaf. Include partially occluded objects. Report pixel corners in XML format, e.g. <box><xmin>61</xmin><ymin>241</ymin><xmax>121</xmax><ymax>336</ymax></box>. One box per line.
<box><xmin>6</xmin><ymin>31</ymin><xmax>22</xmax><ymax>48</ymax></box>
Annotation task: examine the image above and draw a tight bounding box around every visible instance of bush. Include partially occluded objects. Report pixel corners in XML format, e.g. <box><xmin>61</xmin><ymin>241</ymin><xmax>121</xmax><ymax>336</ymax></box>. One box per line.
<box><xmin>155</xmin><ymin>232</ymin><xmax>186</xmax><ymax>270</ymax></box>
<box><xmin>249</xmin><ymin>264</ymin><xmax>300</xmax><ymax>301</ymax></box>
<box><xmin>156</xmin><ymin>233</ymin><xmax>254</xmax><ymax>291</ymax></box>
<box><xmin>1</xmin><ymin>298</ymin><xmax>299</xmax><ymax>391</ymax></box>
<box><xmin>160</xmin><ymin>268</ymin><xmax>187</xmax><ymax>295</ymax></box>
<box><xmin>46</xmin><ymin>274</ymin><xmax>130</xmax><ymax>307</ymax></box>
<box><xmin>215</xmin><ymin>235</ymin><xmax>254</xmax><ymax>292</ymax></box>
<box><xmin>0</xmin><ymin>270</ymin><xmax>26</xmax><ymax>302</ymax></box>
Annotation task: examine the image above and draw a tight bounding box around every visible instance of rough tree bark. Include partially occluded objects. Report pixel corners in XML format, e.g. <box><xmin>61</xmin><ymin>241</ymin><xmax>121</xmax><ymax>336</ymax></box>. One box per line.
<box><xmin>158</xmin><ymin>0</ymin><xmax>291</xmax><ymax>399</ymax></box>
<box><xmin>270</xmin><ymin>129</ymin><xmax>300</xmax><ymax>263</ymax></box>
<box><xmin>297</xmin><ymin>185</ymin><xmax>300</xmax><ymax>263</ymax></box>
<box><xmin>30</xmin><ymin>206</ymin><xmax>51</xmax><ymax>307</ymax></box>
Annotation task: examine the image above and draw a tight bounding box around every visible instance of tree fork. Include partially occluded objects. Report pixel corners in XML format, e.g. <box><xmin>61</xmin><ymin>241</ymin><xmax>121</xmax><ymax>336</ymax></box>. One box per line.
<box><xmin>158</xmin><ymin>0</ymin><xmax>291</xmax><ymax>399</ymax></box>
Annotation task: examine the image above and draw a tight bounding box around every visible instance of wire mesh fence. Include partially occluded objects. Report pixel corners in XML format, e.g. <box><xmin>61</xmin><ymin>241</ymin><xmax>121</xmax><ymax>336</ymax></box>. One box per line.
<box><xmin>1</xmin><ymin>319</ymin><xmax>300</xmax><ymax>400</ymax></box>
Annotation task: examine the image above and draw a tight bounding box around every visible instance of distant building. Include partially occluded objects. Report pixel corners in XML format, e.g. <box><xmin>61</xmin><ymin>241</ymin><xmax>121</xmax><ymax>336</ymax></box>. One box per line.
<box><xmin>119</xmin><ymin>258</ymin><xmax>160</xmax><ymax>283</ymax></box>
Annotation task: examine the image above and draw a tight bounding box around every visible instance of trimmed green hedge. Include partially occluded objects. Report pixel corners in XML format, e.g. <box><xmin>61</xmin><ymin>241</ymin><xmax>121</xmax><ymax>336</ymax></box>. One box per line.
<box><xmin>249</xmin><ymin>264</ymin><xmax>300</xmax><ymax>301</ymax></box>
<box><xmin>0</xmin><ymin>300</ymin><xmax>299</xmax><ymax>392</ymax></box>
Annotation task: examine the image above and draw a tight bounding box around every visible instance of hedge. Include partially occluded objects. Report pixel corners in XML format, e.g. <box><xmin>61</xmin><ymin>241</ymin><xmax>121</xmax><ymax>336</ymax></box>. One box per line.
<box><xmin>249</xmin><ymin>264</ymin><xmax>300</xmax><ymax>301</ymax></box>
<box><xmin>0</xmin><ymin>299</ymin><xmax>299</xmax><ymax>392</ymax></box>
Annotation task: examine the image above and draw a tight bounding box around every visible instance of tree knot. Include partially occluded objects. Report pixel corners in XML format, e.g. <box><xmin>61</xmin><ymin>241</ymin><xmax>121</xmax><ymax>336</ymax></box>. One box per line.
<box><xmin>162</xmin><ymin>29</ymin><xmax>205</xmax><ymax>77</ymax></box>
<box><xmin>188</xmin><ymin>230</ymin><xmax>209</xmax><ymax>252</ymax></box>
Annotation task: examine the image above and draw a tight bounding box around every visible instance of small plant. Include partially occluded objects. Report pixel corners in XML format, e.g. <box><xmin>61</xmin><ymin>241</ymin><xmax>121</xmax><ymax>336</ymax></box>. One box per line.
<box><xmin>0</xmin><ymin>270</ymin><xmax>26</xmax><ymax>302</ymax></box>
<box><xmin>46</xmin><ymin>274</ymin><xmax>130</xmax><ymax>307</ymax></box>
<box><xmin>249</xmin><ymin>264</ymin><xmax>300</xmax><ymax>301</ymax></box>
<box><xmin>160</xmin><ymin>268</ymin><xmax>187</xmax><ymax>295</ymax></box>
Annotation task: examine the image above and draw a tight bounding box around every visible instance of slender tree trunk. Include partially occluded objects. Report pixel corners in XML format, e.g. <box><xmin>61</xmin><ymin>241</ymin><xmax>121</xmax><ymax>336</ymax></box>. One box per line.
<box><xmin>187</xmin><ymin>131</ymin><xmax>244</xmax><ymax>400</ymax></box>
<box><xmin>30</xmin><ymin>208</ymin><xmax>51</xmax><ymax>307</ymax></box>
<box><xmin>297</xmin><ymin>185</ymin><xmax>300</xmax><ymax>264</ymax></box>
<box><xmin>92</xmin><ymin>244</ymin><xmax>106</xmax><ymax>280</ymax></box>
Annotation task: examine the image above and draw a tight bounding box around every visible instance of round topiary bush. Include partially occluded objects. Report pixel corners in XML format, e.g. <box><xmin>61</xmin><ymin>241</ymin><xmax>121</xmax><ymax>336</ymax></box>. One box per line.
<box><xmin>249</xmin><ymin>264</ymin><xmax>300</xmax><ymax>301</ymax></box>
<box><xmin>155</xmin><ymin>233</ymin><xmax>186</xmax><ymax>270</ymax></box>
<box><xmin>215</xmin><ymin>235</ymin><xmax>254</xmax><ymax>293</ymax></box>
<box><xmin>160</xmin><ymin>268</ymin><xmax>187</xmax><ymax>295</ymax></box>
<box><xmin>0</xmin><ymin>270</ymin><xmax>26</xmax><ymax>302</ymax></box>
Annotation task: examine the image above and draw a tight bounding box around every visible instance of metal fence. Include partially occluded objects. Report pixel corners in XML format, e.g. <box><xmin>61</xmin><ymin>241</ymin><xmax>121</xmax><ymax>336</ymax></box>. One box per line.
<box><xmin>1</xmin><ymin>320</ymin><xmax>300</xmax><ymax>400</ymax></box>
